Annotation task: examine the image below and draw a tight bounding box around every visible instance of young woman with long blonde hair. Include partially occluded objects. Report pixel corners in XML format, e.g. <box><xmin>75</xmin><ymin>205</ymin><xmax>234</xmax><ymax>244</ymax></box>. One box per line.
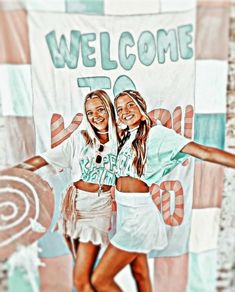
<box><xmin>15</xmin><ymin>90</ymin><xmax>118</xmax><ymax>291</ymax></box>
<box><xmin>92</xmin><ymin>90</ymin><xmax>235</xmax><ymax>292</ymax></box>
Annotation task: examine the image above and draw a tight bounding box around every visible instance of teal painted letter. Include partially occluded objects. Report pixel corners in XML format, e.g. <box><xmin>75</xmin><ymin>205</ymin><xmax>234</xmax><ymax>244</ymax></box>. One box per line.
<box><xmin>81</xmin><ymin>33</ymin><xmax>96</xmax><ymax>67</ymax></box>
<box><xmin>157</xmin><ymin>29</ymin><xmax>178</xmax><ymax>64</ymax></box>
<box><xmin>119</xmin><ymin>32</ymin><xmax>136</xmax><ymax>71</ymax></box>
<box><xmin>100</xmin><ymin>32</ymin><xmax>118</xmax><ymax>70</ymax></box>
<box><xmin>113</xmin><ymin>75</ymin><xmax>136</xmax><ymax>96</ymax></box>
<box><xmin>138</xmin><ymin>31</ymin><xmax>156</xmax><ymax>66</ymax></box>
<box><xmin>46</xmin><ymin>30</ymin><xmax>80</xmax><ymax>69</ymax></box>
<box><xmin>178</xmin><ymin>24</ymin><xmax>193</xmax><ymax>60</ymax></box>
<box><xmin>77</xmin><ymin>77</ymin><xmax>111</xmax><ymax>90</ymax></box>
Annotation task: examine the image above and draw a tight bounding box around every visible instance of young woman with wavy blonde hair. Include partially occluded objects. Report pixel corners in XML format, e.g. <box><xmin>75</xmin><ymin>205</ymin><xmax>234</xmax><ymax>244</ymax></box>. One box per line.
<box><xmin>92</xmin><ymin>89</ymin><xmax>235</xmax><ymax>292</ymax></box>
<box><xmin>15</xmin><ymin>90</ymin><xmax>118</xmax><ymax>291</ymax></box>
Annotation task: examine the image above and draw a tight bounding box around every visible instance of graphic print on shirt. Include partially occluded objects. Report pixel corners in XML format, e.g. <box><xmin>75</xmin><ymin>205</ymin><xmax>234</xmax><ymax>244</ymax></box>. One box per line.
<box><xmin>116</xmin><ymin>144</ymin><xmax>134</xmax><ymax>177</ymax></box>
<box><xmin>80</xmin><ymin>154</ymin><xmax>117</xmax><ymax>185</ymax></box>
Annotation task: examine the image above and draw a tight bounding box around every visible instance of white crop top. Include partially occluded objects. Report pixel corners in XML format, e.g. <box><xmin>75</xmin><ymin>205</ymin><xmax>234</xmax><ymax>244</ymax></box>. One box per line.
<box><xmin>41</xmin><ymin>131</ymin><xmax>117</xmax><ymax>186</ymax></box>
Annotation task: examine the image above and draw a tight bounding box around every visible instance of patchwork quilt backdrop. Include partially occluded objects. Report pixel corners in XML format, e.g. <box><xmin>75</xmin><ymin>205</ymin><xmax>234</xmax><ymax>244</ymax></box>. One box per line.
<box><xmin>0</xmin><ymin>0</ymin><xmax>234</xmax><ymax>291</ymax></box>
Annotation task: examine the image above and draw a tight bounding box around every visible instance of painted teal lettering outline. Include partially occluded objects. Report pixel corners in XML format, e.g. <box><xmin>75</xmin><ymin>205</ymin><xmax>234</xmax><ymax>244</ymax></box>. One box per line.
<box><xmin>157</xmin><ymin>29</ymin><xmax>178</xmax><ymax>64</ymax></box>
<box><xmin>100</xmin><ymin>32</ymin><xmax>118</xmax><ymax>70</ymax></box>
<box><xmin>138</xmin><ymin>31</ymin><xmax>156</xmax><ymax>66</ymax></box>
<box><xmin>77</xmin><ymin>76</ymin><xmax>111</xmax><ymax>90</ymax></box>
<box><xmin>178</xmin><ymin>24</ymin><xmax>193</xmax><ymax>60</ymax></box>
<box><xmin>113</xmin><ymin>75</ymin><xmax>136</xmax><ymax>96</ymax></box>
<box><xmin>45</xmin><ymin>30</ymin><xmax>81</xmax><ymax>69</ymax></box>
<box><xmin>119</xmin><ymin>32</ymin><xmax>136</xmax><ymax>70</ymax></box>
<box><xmin>81</xmin><ymin>33</ymin><xmax>96</xmax><ymax>67</ymax></box>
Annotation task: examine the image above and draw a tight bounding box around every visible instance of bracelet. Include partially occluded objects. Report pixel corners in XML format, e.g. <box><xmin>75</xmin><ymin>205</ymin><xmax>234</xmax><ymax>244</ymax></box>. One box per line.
<box><xmin>16</xmin><ymin>162</ymin><xmax>36</xmax><ymax>171</ymax></box>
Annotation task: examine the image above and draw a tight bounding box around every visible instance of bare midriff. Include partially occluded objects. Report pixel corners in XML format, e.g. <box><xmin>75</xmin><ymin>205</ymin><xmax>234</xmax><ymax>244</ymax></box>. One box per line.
<box><xmin>116</xmin><ymin>176</ymin><xmax>149</xmax><ymax>193</ymax></box>
<box><xmin>73</xmin><ymin>180</ymin><xmax>112</xmax><ymax>193</ymax></box>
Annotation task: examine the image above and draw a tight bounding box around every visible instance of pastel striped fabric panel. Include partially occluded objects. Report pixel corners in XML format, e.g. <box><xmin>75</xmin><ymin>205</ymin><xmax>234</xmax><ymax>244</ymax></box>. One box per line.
<box><xmin>0</xmin><ymin>7</ymin><xmax>37</xmax><ymax>292</ymax></box>
<box><xmin>0</xmin><ymin>10</ymin><xmax>35</xmax><ymax>166</ymax></box>
<box><xmin>188</xmin><ymin>1</ymin><xmax>230</xmax><ymax>291</ymax></box>
<box><xmin>0</xmin><ymin>3</ymin><xmax>69</xmax><ymax>292</ymax></box>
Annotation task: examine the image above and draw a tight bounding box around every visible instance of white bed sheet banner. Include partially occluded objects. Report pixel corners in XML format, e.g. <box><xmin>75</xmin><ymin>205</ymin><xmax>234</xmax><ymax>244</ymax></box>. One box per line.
<box><xmin>28</xmin><ymin>10</ymin><xmax>195</xmax><ymax>256</ymax></box>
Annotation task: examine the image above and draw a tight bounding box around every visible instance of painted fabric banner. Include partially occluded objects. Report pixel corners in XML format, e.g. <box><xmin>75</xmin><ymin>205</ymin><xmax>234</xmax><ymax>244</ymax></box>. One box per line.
<box><xmin>28</xmin><ymin>11</ymin><xmax>195</xmax><ymax>148</ymax></box>
<box><xmin>28</xmin><ymin>10</ymin><xmax>195</xmax><ymax>257</ymax></box>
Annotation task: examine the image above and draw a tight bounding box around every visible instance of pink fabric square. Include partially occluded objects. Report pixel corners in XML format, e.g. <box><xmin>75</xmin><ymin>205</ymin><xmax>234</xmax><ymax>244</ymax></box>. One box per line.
<box><xmin>154</xmin><ymin>254</ymin><xmax>189</xmax><ymax>292</ymax></box>
<box><xmin>0</xmin><ymin>10</ymin><xmax>30</xmax><ymax>64</ymax></box>
<box><xmin>39</xmin><ymin>255</ymin><xmax>73</xmax><ymax>292</ymax></box>
<box><xmin>193</xmin><ymin>161</ymin><xmax>223</xmax><ymax>208</ymax></box>
<box><xmin>196</xmin><ymin>5</ymin><xmax>229</xmax><ymax>60</ymax></box>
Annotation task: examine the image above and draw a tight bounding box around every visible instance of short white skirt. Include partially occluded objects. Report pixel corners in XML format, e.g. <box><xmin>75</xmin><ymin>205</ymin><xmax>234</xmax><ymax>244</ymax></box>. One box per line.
<box><xmin>58</xmin><ymin>185</ymin><xmax>112</xmax><ymax>246</ymax></box>
<box><xmin>110</xmin><ymin>190</ymin><xmax>168</xmax><ymax>253</ymax></box>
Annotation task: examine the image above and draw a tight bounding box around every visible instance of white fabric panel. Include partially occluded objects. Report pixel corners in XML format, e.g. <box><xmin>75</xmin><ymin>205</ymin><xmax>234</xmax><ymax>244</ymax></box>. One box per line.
<box><xmin>104</xmin><ymin>0</ymin><xmax>160</xmax><ymax>15</ymax></box>
<box><xmin>0</xmin><ymin>91</ymin><xmax>2</xmax><ymax>115</ymax></box>
<box><xmin>152</xmin><ymin>163</ymin><xmax>194</xmax><ymax>257</ymax></box>
<box><xmin>0</xmin><ymin>65</ymin><xmax>33</xmax><ymax>117</ymax></box>
<box><xmin>160</xmin><ymin>0</ymin><xmax>196</xmax><ymax>12</ymax></box>
<box><xmin>24</xmin><ymin>0</ymin><xmax>65</xmax><ymax>11</ymax></box>
<box><xmin>189</xmin><ymin>208</ymin><xmax>221</xmax><ymax>253</ymax></box>
<box><xmin>195</xmin><ymin>60</ymin><xmax>228</xmax><ymax>114</ymax></box>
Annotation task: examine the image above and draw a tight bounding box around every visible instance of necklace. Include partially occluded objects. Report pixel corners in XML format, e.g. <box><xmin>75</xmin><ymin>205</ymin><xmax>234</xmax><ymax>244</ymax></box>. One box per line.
<box><xmin>97</xmin><ymin>130</ymin><xmax>108</xmax><ymax>134</ymax></box>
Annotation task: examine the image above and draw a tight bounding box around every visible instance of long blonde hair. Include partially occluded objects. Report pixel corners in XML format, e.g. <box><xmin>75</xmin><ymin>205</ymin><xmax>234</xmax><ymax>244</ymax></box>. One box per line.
<box><xmin>114</xmin><ymin>90</ymin><xmax>152</xmax><ymax>177</ymax></box>
<box><xmin>82</xmin><ymin>90</ymin><xmax>118</xmax><ymax>150</ymax></box>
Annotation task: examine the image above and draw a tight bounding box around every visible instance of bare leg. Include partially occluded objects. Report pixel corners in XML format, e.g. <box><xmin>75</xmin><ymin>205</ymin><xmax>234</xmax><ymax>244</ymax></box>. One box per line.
<box><xmin>64</xmin><ymin>235</ymin><xmax>77</xmax><ymax>260</ymax></box>
<box><xmin>130</xmin><ymin>254</ymin><xmax>152</xmax><ymax>292</ymax></box>
<box><xmin>91</xmin><ymin>244</ymin><xmax>138</xmax><ymax>292</ymax></box>
<box><xmin>73</xmin><ymin>241</ymin><xmax>101</xmax><ymax>292</ymax></box>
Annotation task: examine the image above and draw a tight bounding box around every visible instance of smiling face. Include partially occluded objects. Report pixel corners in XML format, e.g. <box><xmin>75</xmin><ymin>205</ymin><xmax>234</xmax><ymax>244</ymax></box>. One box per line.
<box><xmin>85</xmin><ymin>97</ymin><xmax>109</xmax><ymax>132</ymax></box>
<box><xmin>116</xmin><ymin>94</ymin><xmax>142</xmax><ymax>129</ymax></box>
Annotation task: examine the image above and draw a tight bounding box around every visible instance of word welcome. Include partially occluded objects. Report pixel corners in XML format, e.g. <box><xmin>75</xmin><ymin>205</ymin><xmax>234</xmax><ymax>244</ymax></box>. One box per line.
<box><xmin>45</xmin><ymin>24</ymin><xmax>193</xmax><ymax>93</ymax></box>
<box><xmin>46</xmin><ymin>24</ymin><xmax>193</xmax><ymax>70</ymax></box>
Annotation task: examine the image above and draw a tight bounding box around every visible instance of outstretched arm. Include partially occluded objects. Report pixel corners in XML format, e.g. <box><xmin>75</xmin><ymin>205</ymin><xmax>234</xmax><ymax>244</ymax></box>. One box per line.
<box><xmin>181</xmin><ymin>142</ymin><xmax>235</xmax><ymax>168</ymax></box>
<box><xmin>15</xmin><ymin>156</ymin><xmax>48</xmax><ymax>171</ymax></box>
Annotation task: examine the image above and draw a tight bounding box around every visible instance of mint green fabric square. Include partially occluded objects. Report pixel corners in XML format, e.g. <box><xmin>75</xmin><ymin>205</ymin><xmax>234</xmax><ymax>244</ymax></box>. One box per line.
<box><xmin>8</xmin><ymin>268</ymin><xmax>39</xmax><ymax>292</ymax></box>
<box><xmin>66</xmin><ymin>0</ymin><xmax>104</xmax><ymax>14</ymax></box>
<box><xmin>187</xmin><ymin>250</ymin><xmax>216</xmax><ymax>292</ymax></box>
<box><xmin>194</xmin><ymin>114</ymin><xmax>226</xmax><ymax>150</ymax></box>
